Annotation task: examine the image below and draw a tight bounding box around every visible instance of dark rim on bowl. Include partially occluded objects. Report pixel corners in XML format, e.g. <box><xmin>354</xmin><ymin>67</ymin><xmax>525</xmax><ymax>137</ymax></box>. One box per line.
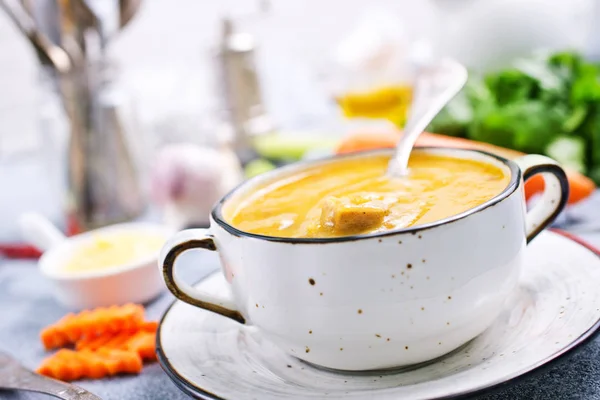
<box><xmin>211</xmin><ymin>147</ymin><xmax>521</xmax><ymax>243</ymax></box>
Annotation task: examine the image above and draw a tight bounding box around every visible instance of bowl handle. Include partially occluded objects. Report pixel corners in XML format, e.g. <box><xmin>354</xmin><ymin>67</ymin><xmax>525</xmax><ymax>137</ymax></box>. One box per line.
<box><xmin>19</xmin><ymin>212</ymin><xmax>66</xmax><ymax>252</ymax></box>
<box><xmin>159</xmin><ymin>229</ymin><xmax>245</xmax><ymax>324</ymax></box>
<box><xmin>514</xmin><ymin>155</ymin><xmax>569</xmax><ymax>243</ymax></box>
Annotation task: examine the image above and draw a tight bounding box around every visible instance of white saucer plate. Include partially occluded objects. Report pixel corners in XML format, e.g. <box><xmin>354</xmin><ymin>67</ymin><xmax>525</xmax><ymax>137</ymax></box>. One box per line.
<box><xmin>157</xmin><ymin>231</ymin><xmax>600</xmax><ymax>400</ymax></box>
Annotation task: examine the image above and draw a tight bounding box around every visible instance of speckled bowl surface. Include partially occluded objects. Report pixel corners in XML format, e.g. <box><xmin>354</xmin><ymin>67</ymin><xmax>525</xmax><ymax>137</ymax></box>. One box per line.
<box><xmin>157</xmin><ymin>230</ymin><xmax>600</xmax><ymax>400</ymax></box>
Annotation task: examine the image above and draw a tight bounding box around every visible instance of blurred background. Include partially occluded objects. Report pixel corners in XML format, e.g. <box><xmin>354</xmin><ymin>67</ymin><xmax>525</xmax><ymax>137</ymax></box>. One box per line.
<box><xmin>2</xmin><ymin>0</ymin><xmax>600</xmax><ymax>254</ymax></box>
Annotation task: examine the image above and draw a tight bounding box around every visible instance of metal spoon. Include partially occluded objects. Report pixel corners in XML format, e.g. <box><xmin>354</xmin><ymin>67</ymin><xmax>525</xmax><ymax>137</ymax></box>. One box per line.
<box><xmin>118</xmin><ymin>0</ymin><xmax>142</xmax><ymax>30</ymax></box>
<box><xmin>0</xmin><ymin>0</ymin><xmax>71</xmax><ymax>73</ymax></box>
<box><xmin>387</xmin><ymin>58</ymin><xmax>468</xmax><ymax>177</ymax></box>
<box><xmin>0</xmin><ymin>350</ymin><xmax>102</xmax><ymax>399</ymax></box>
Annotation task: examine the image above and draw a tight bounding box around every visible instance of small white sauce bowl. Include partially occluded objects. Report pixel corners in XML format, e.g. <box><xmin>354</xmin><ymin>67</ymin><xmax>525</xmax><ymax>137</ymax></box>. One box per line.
<box><xmin>20</xmin><ymin>213</ymin><xmax>173</xmax><ymax>310</ymax></box>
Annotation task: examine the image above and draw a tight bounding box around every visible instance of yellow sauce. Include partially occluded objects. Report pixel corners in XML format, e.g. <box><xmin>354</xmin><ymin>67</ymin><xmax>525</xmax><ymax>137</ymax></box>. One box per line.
<box><xmin>336</xmin><ymin>84</ymin><xmax>413</xmax><ymax>127</ymax></box>
<box><xmin>63</xmin><ymin>231</ymin><xmax>166</xmax><ymax>274</ymax></box>
<box><xmin>225</xmin><ymin>154</ymin><xmax>510</xmax><ymax>238</ymax></box>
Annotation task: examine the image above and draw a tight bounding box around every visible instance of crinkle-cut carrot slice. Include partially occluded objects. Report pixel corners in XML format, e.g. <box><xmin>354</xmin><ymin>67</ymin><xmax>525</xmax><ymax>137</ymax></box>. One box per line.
<box><xmin>79</xmin><ymin>351</ymin><xmax>109</xmax><ymax>379</ymax></box>
<box><xmin>37</xmin><ymin>353</ymin><xmax>57</xmax><ymax>377</ymax></box>
<box><xmin>76</xmin><ymin>332</ymin><xmax>121</xmax><ymax>351</ymax></box>
<box><xmin>37</xmin><ymin>349</ymin><xmax>86</xmax><ymax>381</ymax></box>
<box><xmin>75</xmin><ymin>320</ymin><xmax>157</xmax><ymax>350</ymax></box>
<box><xmin>63</xmin><ymin>324</ymin><xmax>84</xmax><ymax>343</ymax></box>
<box><xmin>41</xmin><ymin>329</ymin><xmax>69</xmax><ymax>350</ymax></box>
<box><xmin>99</xmin><ymin>356</ymin><xmax>120</xmax><ymax>375</ymax></box>
<box><xmin>39</xmin><ymin>360</ymin><xmax>68</xmax><ymax>381</ymax></box>
<box><xmin>75</xmin><ymin>332</ymin><xmax>114</xmax><ymax>351</ymax></box>
<box><xmin>40</xmin><ymin>304</ymin><xmax>145</xmax><ymax>349</ymax></box>
<box><xmin>37</xmin><ymin>348</ymin><xmax>143</xmax><ymax>381</ymax></box>
<box><xmin>36</xmin><ymin>363</ymin><xmax>54</xmax><ymax>379</ymax></box>
<box><xmin>41</xmin><ymin>314</ymin><xmax>76</xmax><ymax>349</ymax></box>
<box><xmin>142</xmin><ymin>321</ymin><xmax>158</xmax><ymax>332</ymax></box>
<box><xmin>77</xmin><ymin>305</ymin><xmax>141</xmax><ymax>336</ymax></box>
<box><xmin>75</xmin><ymin>328</ymin><xmax>157</xmax><ymax>361</ymax></box>
<box><xmin>96</xmin><ymin>348</ymin><xmax>143</xmax><ymax>374</ymax></box>
<box><xmin>65</xmin><ymin>351</ymin><xmax>89</xmax><ymax>381</ymax></box>
<box><xmin>103</xmin><ymin>331</ymin><xmax>135</xmax><ymax>350</ymax></box>
<box><xmin>124</xmin><ymin>330</ymin><xmax>157</xmax><ymax>361</ymax></box>
<box><xmin>102</xmin><ymin>304</ymin><xmax>141</xmax><ymax>330</ymax></box>
<box><xmin>82</xmin><ymin>349</ymin><xmax>139</xmax><ymax>377</ymax></box>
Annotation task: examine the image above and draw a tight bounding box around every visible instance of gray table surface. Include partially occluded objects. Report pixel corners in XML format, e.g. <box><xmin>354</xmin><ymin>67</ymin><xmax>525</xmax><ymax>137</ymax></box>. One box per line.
<box><xmin>2</xmin><ymin>193</ymin><xmax>600</xmax><ymax>400</ymax></box>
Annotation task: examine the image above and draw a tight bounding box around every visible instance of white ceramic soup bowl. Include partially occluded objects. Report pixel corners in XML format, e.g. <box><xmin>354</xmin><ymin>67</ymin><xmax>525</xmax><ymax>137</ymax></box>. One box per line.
<box><xmin>159</xmin><ymin>147</ymin><xmax>569</xmax><ymax>371</ymax></box>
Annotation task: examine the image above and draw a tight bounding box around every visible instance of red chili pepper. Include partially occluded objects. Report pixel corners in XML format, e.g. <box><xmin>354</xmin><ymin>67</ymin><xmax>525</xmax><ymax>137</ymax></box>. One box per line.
<box><xmin>66</xmin><ymin>214</ymin><xmax>82</xmax><ymax>236</ymax></box>
<box><xmin>0</xmin><ymin>244</ymin><xmax>42</xmax><ymax>259</ymax></box>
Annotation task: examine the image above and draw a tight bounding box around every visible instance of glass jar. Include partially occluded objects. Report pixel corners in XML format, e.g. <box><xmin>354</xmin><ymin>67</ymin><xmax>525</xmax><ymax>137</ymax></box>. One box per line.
<box><xmin>0</xmin><ymin>66</ymin><xmax>70</xmax><ymax>242</ymax></box>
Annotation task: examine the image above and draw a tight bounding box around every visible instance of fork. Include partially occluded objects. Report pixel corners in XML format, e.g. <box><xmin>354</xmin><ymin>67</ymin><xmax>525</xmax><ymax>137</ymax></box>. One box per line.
<box><xmin>0</xmin><ymin>350</ymin><xmax>102</xmax><ymax>399</ymax></box>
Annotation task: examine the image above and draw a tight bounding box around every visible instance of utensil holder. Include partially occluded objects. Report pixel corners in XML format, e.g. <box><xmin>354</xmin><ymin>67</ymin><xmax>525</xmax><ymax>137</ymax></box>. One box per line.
<box><xmin>60</xmin><ymin>59</ymin><xmax>145</xmax><ymax>232</ymax></box>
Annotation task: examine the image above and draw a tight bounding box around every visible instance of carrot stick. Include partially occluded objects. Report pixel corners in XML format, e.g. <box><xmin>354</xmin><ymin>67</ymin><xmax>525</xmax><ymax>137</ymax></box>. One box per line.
<box><xmin>37</xmin><ymin>348</ymin><xmax>143</xmax><ymax>381</ymax></box>
<box><xmin>336</xmin><ymin>131</ymin><xmax>400</xmax><ymax>155</ymax></box>
<box><xmin>80</xmin><ymin>352</ymin><xmax>108</xmax><ymax>379</ymax></box>
<box><xmin>103</xmin><ymin>331</ymin><xmax>136</xmax><ymax>350</ymax></box>
<box><xmin>96</xmin><ymin>348</ymin><xmax>143</xmax><ymax>375</ymax></box>
<box><xmin>74</xmin><ymin>321</ymin><xmax>158</xmax><ymax>360</ymax></box>
<box><xmin>38</xmin><ymin>305</ymin><xmax>157</xmax><ymax>382</ymax></box>
<box><xmin>76</xmin><ymin>332</ymin><xmax>119</xmax><ymax>351</ymax></box>
<box><xmin>40</xmin><ymin>304</ymin><xmax>145</xmax><ymax>350</ymax></box>
<box><xmin>141</xmin><ymin>321</ymin><xmax>159</xmax><ymax>332</ymax></box>
<box><xmin>124</xmin><ymin>330</ymin><xmax>157</xmax><ymax>361</ymax></box>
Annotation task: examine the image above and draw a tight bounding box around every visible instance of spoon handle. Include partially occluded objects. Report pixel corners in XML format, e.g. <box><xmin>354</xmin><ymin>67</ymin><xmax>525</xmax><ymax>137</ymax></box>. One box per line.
<box><xmin>19</xmin><ymin>212</ymin><xmax>67</xmax><ymax>252</ymax></box>
<box><xmin>0</xmin><ymin>351</ymin><xmax>102</xmax><ymax>399</ymax></box>
<box><xmin>0</xmin><ymin>0</ymin><xmax>71</xmax><ymax>73</ymax></box>
<box><xmin>388</xmin><ymin>58</ymin><xmax>468</xmax><ymax>176</ymax></box>
<box><xmin>9</xmin><ymin>371</ymin><xmax>102</xmax><ymax>400</ymax></box>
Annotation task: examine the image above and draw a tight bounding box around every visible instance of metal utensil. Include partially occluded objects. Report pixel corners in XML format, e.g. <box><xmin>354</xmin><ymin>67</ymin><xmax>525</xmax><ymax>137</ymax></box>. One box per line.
<box><xmin>214</xmin><ymin>16</ymin><xmax>275</xmax><ymax>166</ymax></box>
<box><xmin>0</xmin><ymin>350</ymin><xmax>102</xmax><ymax>400</ymax></box>
<box><xmin>60</xmin><ymin>62</ymin><xmax>145</xmax><ymax>232</ymax></box>
<box><xmin>53</xmin><ymin>0</ymin><xmax>144</xmax><ymax>231</ymax></box>
<box><xmin>0</xmin><ymin>0</ymin><xmax>71</xmax><ymax>72</ymax></box>
<box><xmin>2</xmin><ymin>0</ymin><xmax>145</xmax><ymax>232</ymax></box>
<box><xmin>21</xmin><ymin>0</ymin><xmax>63</xmax><ymax>50</ymax></box>
<box><xmin>57</xmin><ymin>0</ymin><xmax>95</xmax><ymax>67</ymax></box>
<box><xmin>18</xmin><ymin>0</ymin><xmax>34</xmax><ymax>19</ymax></box>
<box><xmin>118</xmin><ymin>0</ymin><xmax>141</xmax><ymax>29</ymax></box>
<box><xmin>387</xmin><ymin>58</ymin><xmax>468</xmax><ymax>177</ymax></box>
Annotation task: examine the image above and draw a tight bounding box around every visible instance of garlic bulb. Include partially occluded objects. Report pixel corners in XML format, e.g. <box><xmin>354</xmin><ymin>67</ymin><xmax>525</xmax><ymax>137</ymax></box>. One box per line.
<box><xmin>150</xmin><ymin>143</ymin><xmax>243</xmax><ymax>229</ymax></box>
